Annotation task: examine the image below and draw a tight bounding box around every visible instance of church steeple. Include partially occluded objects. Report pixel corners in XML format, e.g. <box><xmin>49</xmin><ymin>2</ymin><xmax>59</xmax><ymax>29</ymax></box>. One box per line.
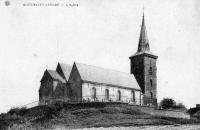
<box><xmin>137</xmin><ymin>13</ymin><xmax>150</xmax><ymax>52</ymax></box>
<box><xmin>129</xmin><ymin>12</ymin><xmax>158</xmax><ymax>106</ymax></box>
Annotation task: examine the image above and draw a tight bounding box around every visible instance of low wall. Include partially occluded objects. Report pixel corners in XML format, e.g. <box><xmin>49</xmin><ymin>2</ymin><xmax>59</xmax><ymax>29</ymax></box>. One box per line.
<box><xmin>128</xmin><ymin>105</ymin><xmax>190</xmax><ymax>119</ymax></box>
<box><xmin>153</xmin><ymin>109</ymin><xmax>190</xmax><ymax>119</ymax></box>
<box><xmin>84</xmin><ymin>102</ymin><xmax>190</xmax><ymax>119</ymax></box>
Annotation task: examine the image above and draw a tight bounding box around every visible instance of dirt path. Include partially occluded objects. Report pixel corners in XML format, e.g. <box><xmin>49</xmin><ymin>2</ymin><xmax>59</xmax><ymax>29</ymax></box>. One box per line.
<box><xmin>52</xmin><ymin>124</ymin><xmax>200</xmax><ymax>130</ymax></box>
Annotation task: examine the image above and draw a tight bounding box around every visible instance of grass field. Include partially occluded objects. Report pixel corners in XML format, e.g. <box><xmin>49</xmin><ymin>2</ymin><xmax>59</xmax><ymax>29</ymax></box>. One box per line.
<box><xmin>1</xmin><ymin>102</ymin><xmax>200</xmax><ymax>130</ymax></box>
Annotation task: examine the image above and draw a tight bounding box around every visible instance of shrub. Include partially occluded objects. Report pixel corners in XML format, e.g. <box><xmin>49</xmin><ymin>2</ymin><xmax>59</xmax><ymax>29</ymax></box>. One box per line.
<box><xmin>160</xmin><ymin>98</ymin><xmax>176</xmax><ymax>109</ymax></box>
<box><xmin>193</xmin><ymin>111</ymin><xmax>200</xmax><ymax>119</ymax></box>
<box><xmin>188</xmin><ymin>107</ymin><xmax>200</xmax><ymax>116</ymax></box>
<box><xmin>172</xmin><ymin>102</ymin><xmax>187</xmax><ymax>110</ymax></box>
<box><xmin>8</xmin><ymin>107</ymin><xmax>28</xmax><ymax>116</ymax></box>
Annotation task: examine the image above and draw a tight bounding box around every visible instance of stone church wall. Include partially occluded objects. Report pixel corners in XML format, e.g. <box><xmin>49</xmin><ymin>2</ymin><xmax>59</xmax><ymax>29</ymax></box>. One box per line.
<box><xmin>82</xmin><ymin>82</ymin><xmax>141</xmax><ymax>105</ymax></box>
<box><xmin>144</xmin><ymin>56</ymin><xmax>157</xmax><ymax>99</ymax></box>
<box><xmin>68</xmin><ymin>65</ymin><xmax>82</xmax><ymax>102</ymax></box>
<box><xmin>130</xmin><ymin>54</ymin><xmax>158</xmax><ymax>106</ymax></box>
<box><xmin>53</xmin><ymin>82</ymin><xmax>68</xmax><ymax>100</ymax></box>
<box><xmin>39</xmin><ymin>78</ymin><xmax>53</xmax><ymax>104</ymax></box>
<box><xmin>39</xmin><ymin>79</ymin><xmax>68</xmax><ymax>104</ymax></box>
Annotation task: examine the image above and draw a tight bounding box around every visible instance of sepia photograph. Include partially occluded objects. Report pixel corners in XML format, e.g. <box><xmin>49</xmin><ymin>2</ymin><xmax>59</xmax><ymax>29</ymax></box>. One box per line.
<box><xmin>0</xmin><ymin>0</ymin><xmax>200</xmax><ymax>129</ymax></box>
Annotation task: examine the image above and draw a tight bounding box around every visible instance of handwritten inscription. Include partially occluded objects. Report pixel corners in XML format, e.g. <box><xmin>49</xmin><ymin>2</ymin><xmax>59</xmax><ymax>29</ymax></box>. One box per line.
<box><xmin>22</xmin><ymin>3</ymin><xmax>78</xmax><ymax>7</ymax></box>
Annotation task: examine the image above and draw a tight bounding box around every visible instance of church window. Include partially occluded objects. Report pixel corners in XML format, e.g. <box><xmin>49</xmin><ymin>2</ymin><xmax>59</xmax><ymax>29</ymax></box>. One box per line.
<box><xmin>117</xmin><ymin>90</ymin><xmax>121</xmax><ymax>101</ymax></box>
<box><xmin>132</xmin><ymin>90</ymin><xmax>135</xmax><ymax>102</ymax></box>
<box><xmin>39</xmin><ymin>92</ymin><xmax>42</xmax><ymax>100</ymax></box>
<box><xmin>149</xmin><ymin>61</ymin><xmax>153</xmax><ymax>75</ymax></box>
<box><xmin>105</xmin><ymin>89</ymin><xmax>109</xmax><ymax>100</ymax></box>
<box><xmin>92</xmin><ymin>87</ymin><xmax>96</xmax><ymax>99</ymax></box>
<box><xmin>150</xmin><ymin>79</ymin><xmax>153</xmax><ymax>87</ymax></box>
<box><xmin>150</xmin><ymin>92</ymin><xmax>153</xmax><ymax>99</ymax></box>
<box><xmin>149</xmin><ymin>66</ymin><xmax>153</xmax><ymax>75</ymax></box>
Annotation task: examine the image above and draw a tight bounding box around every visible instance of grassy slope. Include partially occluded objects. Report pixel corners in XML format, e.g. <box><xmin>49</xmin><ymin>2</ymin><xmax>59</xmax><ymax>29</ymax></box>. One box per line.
<box><xmin>0</xmin><ymin>102</ymin><xmax>200</xmax><ymax>129</ymax></box>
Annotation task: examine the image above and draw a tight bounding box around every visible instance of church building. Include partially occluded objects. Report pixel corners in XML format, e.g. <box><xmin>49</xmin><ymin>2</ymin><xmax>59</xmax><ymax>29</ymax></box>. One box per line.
<box><xmin>68</xmin><ymin>62</ymin><xmax>142</xmax><ymax>104</ymax></box>
<box><xmin>39</xmin><ymin>13</ymin><xmax>158</xmax><ymax>106</ymax></box>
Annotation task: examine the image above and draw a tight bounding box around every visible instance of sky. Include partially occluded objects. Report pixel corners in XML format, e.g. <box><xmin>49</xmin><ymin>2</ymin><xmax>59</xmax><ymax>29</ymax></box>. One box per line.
<box><xmin>0</xmin><ymin>0</ymin><xmax>200</xmax><ymax>113</ymax></box>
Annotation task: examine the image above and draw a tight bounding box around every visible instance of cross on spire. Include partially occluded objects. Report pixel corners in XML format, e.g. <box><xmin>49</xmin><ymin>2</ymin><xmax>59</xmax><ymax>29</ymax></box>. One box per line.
<box><xmin>137</xmin><ymin>12</ymin><xmax>150</xmax><ymax>52</ymax></box>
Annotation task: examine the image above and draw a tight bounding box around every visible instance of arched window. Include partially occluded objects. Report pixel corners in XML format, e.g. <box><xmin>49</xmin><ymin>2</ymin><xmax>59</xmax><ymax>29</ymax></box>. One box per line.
<box><xmin>132</xmin><ymin>90</ymin><xmax>135</xmax><ymax>102</ymax></box>
<box><xmin>149</xmin><ymin>61</ymin><xmax>153</xmax><ymax>75</ymax></box>
<box><xmin>150</xmin><ymin>92</ymin><xmax>153</xmax><ymax>99</ymax></box>
<box><xmin>117</xmin><ymin>90</ymin><xmax>121</xmax><ymax>101</ymax></box>
<box><xmin>105</xmin><ymin>89</ymin><xmax>109</xmax><ymax>100</ymax></box>
<box><xmin>150</xmin><ymin>79</ymin><xmax>153</xmax><ymax>87</ymax></box>
<box><xmin>149</xmin><ymin>67</ymin><xmax>153</xmax><ymax>75</ymax></box>
<box><xmin>92</xmin><ymin>87</ymin><xmax>96</xmax><ymax>99</ymax></box>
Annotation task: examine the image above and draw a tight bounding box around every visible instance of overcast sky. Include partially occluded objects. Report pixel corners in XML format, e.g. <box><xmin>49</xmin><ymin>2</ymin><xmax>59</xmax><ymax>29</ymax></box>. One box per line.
<box><xmin>0</xmin><ymin>0</ymin><xmax>200</xmax><ymax>113</ymax></box>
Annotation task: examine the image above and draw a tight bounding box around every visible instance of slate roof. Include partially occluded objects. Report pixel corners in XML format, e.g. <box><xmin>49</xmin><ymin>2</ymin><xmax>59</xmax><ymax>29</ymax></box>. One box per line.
<box><xmin>75</xmin><ymin>62</ymin><xmax>141</xmax><ymax>90</ymax></box>
<box><xmin>47</xmin><ymin>70</ymin><xmax>66</xmax><ymax>83</ymax></box>
<box><xmin>58</xmin><ymin>63</ymin><xmax>72</xmax><ymax>80</ymax></box>
<box><xmin>137</xmin><ymin>13</ymin><xmax>150</xmax><ymax>53</ymax></box>
<box><xmin>129</xmin><ymin>13</ymin><xmax>157</xmax><ymax>59</ymax></box>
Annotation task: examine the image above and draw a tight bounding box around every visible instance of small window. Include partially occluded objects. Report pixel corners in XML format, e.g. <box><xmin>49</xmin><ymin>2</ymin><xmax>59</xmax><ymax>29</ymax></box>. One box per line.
<box><xmin>105</xmin><ymin>89</ymin><xmax>109</xmax><ymax>100</ymax></box>
<box><xmin>117</xmin><ymin>90</ymin><xmax>121</xmax><ymax>101</ymax></box>
<box><xmin>150</xmin><ymin>92</ymin><xmax>153</xmax><ymax>99</ymax></box>
<box><xmin>39</xmin><ymin>92</ymin><xmax>42</xmax><ymax>100</ymax></box>
<box><xmin>149</xmin><ymin>67</ymin><xmax>153</xmax><ymax>75</ymax></box>
<box><xmin>132</xmin><ymin>90</ymin><xmax>135</xmax><ymax>102</ymax></box>
<box><xmin>150</xmin><ymin>79</ymin><xmax>153</xmax><ymax>87</ymax></box>
<box><xmin>92</xmin><ymin>87</ymin><xmax>96</xmax><ymax>99</ymax></box>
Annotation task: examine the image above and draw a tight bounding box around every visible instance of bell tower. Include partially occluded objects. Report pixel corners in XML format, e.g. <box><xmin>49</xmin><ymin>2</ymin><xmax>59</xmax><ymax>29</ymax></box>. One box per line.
<box><xmin>129</xmin><ymin>13</ymin><xmax>158</xmax><ymax>106</ymax></box>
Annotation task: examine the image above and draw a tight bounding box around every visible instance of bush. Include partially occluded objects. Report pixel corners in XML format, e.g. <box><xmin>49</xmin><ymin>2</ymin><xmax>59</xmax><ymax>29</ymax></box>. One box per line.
<box><xmin>160</xmin><ymin>98</ymin><xmax>176</xmax><ymax>109</ymax></box>
<box><xmin>172</xmin><ymin>102</ymin><xmax>187</xmax><ymax>110</ymax></box>
<box><xmin>188</xmin><ymin>107</ymin><xmax>200</xmax><ymax>116</ymax></box>
<box><xmin>193</xmin><ymin>111</ymin><xmax>200</xmax><ymax>119</ymax></box>
<box><xmin>8</xmin><ymin>107</ymin><xmax>28</xmax><ymax>116</ymax></box>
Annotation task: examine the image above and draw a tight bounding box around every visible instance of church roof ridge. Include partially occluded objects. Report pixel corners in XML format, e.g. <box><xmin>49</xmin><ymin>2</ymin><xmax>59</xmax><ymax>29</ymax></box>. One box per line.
<box><xmin>58</xmin><ymin>62</ymin><xmax>71</xmax><ymax>66</ymax></box>
<box><xmin>74</xmin><ymin>61</ymin><xmax>132</xmax><ymax>75</ymax></box>
<box><xmin>46</xmin><ymin>69</ymin><xmax>66</xmax><ymax>83</ymax></box>
<box><xmin>56</xmin><ymin>62</ymin><xmax>72</xmax><ymax>81</ymax></box>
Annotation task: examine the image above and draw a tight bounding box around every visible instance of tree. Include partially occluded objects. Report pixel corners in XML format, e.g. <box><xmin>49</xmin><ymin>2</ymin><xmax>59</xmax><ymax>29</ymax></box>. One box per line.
<box><xmin>160</xmin><ymin>98</ymin><xmax>176</xmax><ymax>109</ymax></box>
<box><xmin>173</xmin><ymin>102</ymin><xmax>187</xmax><ymax>110</ymax></box>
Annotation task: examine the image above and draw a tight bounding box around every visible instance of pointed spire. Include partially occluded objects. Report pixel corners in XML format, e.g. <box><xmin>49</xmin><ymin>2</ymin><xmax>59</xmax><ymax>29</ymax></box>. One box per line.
<box><xmin>137</xmin><ymin>12</ymin><xmax>150</xmax><ymax>52</ymax></box>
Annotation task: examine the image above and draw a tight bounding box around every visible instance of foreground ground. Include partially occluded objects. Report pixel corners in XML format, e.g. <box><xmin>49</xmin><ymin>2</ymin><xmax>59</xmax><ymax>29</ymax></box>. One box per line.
<box><xmin>0</xmin><ymin>102</ymin><xmax>200</xmax><ymax>129</ymax></box>
<box><xmin>54</xmin><ymin>124</ymin><xmax>200</xmax><ymax>130</ymax></box>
